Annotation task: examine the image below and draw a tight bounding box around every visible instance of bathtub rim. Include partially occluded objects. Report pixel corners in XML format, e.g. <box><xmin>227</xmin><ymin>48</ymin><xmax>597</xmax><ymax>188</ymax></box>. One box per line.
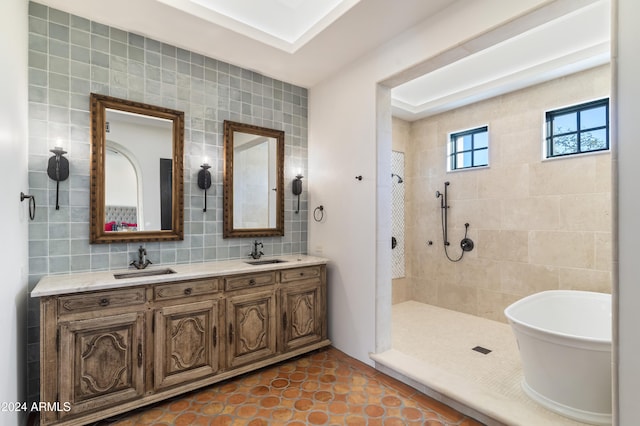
<box><xmin>504</xmin><ymin>290</ymin><xmax>611</xmax><ymax>346</ymax></box>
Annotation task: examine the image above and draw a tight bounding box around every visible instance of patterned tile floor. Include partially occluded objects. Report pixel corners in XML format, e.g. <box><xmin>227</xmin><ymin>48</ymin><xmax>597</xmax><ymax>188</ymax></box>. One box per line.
<box><xmin>97</xmin><ymin>347</ymin><xmax>484</xmax><ymax>425</ymax></box>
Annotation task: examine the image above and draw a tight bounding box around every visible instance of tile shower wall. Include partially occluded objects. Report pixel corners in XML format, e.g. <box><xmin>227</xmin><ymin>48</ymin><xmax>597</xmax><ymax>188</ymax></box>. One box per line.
<box><xmin>26</xmin><ymin>2</ymin><xmax>308</xmax><ymax>403</ymax></box>
<box><xmin>391</xmin><ymin>118</ymin><xmax>411</xmax><ymax>304</ymax></box>
<box><xmin>403</xmin><ymin>65</ymin><xmax>612</xmax><ymax>322</ymax></box>
<box><xmin>391</xmin><ymin>151</ymin><xmax>405</xmax><ymax>279</ymax></box>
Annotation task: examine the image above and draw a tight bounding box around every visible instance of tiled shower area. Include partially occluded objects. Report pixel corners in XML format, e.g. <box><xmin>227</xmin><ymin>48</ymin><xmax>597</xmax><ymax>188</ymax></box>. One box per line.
<box><xmin>386</xmin><ymin>65</ymin><xmax>612</xmax><ymax>424</ymax></box>
<box><xmin>374</xmin><ymin>301</ymin><xmax>591</xmax><ymax>425</ymax></box>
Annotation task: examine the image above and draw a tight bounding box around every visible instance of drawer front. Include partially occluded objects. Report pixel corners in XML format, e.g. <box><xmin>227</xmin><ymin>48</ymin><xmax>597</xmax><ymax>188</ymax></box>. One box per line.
<box><xmin>154</xmin><ymin>279</ymin><xmax>218</xmax><ymax>301</ymax></box>
<box><xmin>58</xmin><ymin>288</ymin><xmax>146</xmax><ymax>314</ymax></box>
<box><xmin>225</xmin><ymin>272</ymin><xmax>276</xmax><ymax>291</ymax></box>
<box><xmin>281</xmin><ymin>266</ymin><xmax>322</xmax><ymax>283</ymax></box>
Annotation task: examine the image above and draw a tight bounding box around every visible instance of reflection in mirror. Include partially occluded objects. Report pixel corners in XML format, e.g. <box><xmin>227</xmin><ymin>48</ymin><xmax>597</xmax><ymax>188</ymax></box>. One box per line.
<box><xmin>223</xmin><ymin>121</ymin><xmax>284</xmax><ymax>238</ymax></box>
<box><xmin>105</xmin><ymin>109</ymin><xmax>173</xmax><ymax>232</ymax></box>
<box><xmin>105</xmin><ymin>144</ymin><xmax>140</xmax><ymax>231</ymax></box>
<box><xmin>233</xmin><ymin>132</ymin><xmax>277</xmax><ymax>229</ymax></box>
<box><xmin>90</xmin><ymin>93</ymin><xmax>184</xmax><ymax>243</ymax></box>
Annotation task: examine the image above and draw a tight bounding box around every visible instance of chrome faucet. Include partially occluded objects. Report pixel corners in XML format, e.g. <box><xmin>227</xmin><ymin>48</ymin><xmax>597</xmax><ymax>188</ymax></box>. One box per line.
<box><xmin>130</xmin><ymin>245</ymin><xmax>152</xmax><ymax>269</ymax></box>
<box><xmin>250</xmin><ymin>240</ymin><xmax>264</xmax><ymax>259</ymax></box>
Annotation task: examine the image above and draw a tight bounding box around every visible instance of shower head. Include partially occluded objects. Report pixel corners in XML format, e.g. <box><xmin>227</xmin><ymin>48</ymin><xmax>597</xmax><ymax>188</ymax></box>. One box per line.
<box><xmin>391</xmin><ymin>173</ymin><xmax>403</xmax><ymax>184</ymax></box>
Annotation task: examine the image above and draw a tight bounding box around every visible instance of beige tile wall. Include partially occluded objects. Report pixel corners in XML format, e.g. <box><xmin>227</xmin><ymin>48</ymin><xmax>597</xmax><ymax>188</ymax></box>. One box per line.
<box><xmin>399</xmin><ymin>65</ymin><xmax>612</xmax><ymax>322</ymax></box>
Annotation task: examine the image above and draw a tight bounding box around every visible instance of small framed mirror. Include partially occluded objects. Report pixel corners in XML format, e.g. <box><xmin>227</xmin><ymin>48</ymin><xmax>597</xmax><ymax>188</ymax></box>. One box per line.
<box><xmin>223</xmin><ymin>120</ymin><xmax>284</xmax><ymax>238</ymax></box>
<box><xmin>89</xmin><ymin>93</ymin><xmax>184</xmax><ymax>243</ymax></box>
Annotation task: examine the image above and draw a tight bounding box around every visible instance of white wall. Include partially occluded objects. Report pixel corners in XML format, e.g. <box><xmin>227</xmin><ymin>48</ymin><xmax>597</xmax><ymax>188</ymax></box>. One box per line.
<box><xmin>308</xmin><ymin>0</ymin><xmax>556</xmax><ymax>364</ymax></box>
<box><xmin>614</xmin><ymin>0</ymin><xmax>640</xmax><ymax>422</ymax></box>
<box><xmin>0</xmin><ymin>0</ymin><xmax>29</xmax><ymax>424</ymax></box>
<box><xmin>308</xmin><ymin>62</ymin><xmax>379</xmax><ymax>364</ymax></box>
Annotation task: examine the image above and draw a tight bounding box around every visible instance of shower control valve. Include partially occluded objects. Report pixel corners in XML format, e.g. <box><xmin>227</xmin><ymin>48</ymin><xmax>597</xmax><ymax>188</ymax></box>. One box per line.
<box><xmin>460</xmin><ymin>238</ymin><xmax>474</xmax><ymax>252</ymax></box>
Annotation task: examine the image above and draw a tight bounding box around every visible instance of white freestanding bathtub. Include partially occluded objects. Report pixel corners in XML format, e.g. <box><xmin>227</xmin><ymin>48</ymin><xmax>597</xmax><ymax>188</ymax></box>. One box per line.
<box><xmin>504</xmin><ymin>290</ymin><xmax>611</xmax><ymax>425</ymax></box>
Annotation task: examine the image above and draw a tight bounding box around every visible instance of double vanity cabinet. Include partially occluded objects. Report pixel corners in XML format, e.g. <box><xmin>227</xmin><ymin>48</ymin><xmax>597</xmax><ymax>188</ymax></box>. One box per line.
<box><xmin>32</xmin><ymin>255</ymin><xmax>329</xmax><ymax>426</ymax></box>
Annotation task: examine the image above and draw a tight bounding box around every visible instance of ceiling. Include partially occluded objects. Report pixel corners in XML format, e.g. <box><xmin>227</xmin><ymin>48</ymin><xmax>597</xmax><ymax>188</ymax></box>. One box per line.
<box><xmin>37</xmin><ymin>0</ymin><xmax>610</xmax><ymax>121</ymax></box>
<box><xmin>156</xmin><ymin>0</ymin><xmax>363</xmax><ymax>53</ymax></box>
<box><xmin>37</xmin><ymin>0</ymin><xmax>456</xmax><ymax>88</ymax></box>
<box><xmin>391</xmin><ymin>0</ymin><xmax>610</xmax><ymax>120</ymax></box>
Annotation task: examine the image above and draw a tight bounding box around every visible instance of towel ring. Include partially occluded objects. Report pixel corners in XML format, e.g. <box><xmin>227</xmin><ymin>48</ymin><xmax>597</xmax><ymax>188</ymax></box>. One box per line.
<box><xmin>20</xmin><ymin>192</ymin><xmax>36</xmax><ymax>220</ymax></box>
<box><xmin>313</xmin><ymin>205</ymin><xmax>324</xmax><ymax>222</ymax></box>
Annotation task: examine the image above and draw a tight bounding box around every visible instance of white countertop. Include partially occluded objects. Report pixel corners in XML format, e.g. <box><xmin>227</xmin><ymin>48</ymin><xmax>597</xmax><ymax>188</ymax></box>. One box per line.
<box><xmin>31</xmin><ymin>255</ymin><xmax>329</xmax><ymax>297</ymax></box>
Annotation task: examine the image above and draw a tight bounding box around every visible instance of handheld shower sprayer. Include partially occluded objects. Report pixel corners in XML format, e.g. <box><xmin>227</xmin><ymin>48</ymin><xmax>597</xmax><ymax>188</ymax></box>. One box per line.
<box><xmin>436</xmin><ymin>182</ymin><xmax>450</xmax><ymax>244</ymax></box>
<box><xmin>436</xmin><ymin>181</ymin><xmax>474</xmax><ymax>262</ymax></box>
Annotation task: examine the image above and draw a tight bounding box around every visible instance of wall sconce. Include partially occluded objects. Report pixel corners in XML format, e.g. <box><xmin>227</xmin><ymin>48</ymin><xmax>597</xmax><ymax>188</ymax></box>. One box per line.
<box><xmin>197</xmin><ymin>162</ymin><xmax>212</xmax><ymax>212</ymax></box>
<box><xmin>292</xmin><ymin>174</ymin><xmax>303</xmax><ymax>214</ymax></box>
<box><xmin>47</xmin><ymin>146</ymin><xmax>69</xmax><ymax>210</ymax></box>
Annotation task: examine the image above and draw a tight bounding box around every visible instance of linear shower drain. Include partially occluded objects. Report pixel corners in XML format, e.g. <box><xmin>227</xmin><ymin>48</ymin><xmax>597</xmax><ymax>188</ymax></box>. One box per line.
<box><xmin>472</xmin><ymin>346</ymin><xmax>492</xmax><ymax>355</ymax></box>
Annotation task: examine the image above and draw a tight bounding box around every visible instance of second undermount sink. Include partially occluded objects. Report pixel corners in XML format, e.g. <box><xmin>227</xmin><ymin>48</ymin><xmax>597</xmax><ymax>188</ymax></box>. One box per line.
<box><xmin>245</xmin><ymin>259</ymin><xmax>288</xmax><ymax>265</ymax></box>
<box><xmin>113</xmin><ymin>268</ymin><xmax>177</xmax><ymax>279</ymax></box>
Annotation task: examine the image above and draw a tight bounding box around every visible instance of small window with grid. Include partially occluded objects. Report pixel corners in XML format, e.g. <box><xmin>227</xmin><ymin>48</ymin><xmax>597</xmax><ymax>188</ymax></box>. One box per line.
<box><xmin>448</xmin><ymin>126</ymin><xmax>489</xmax><ymax>171</ymax></box>
<box><xmin>545</xmin><ymin>98</ymin><xmax>609</xmax><ymax>158</ymax></box>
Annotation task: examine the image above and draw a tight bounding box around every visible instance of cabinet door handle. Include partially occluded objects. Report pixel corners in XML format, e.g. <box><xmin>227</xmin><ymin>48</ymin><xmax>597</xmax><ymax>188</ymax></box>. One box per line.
<box><xmin>183</xmin><ymin>287</ymin><xmax>192</xmax><ymax>295</ymax></box>
<box><xmin>229</xmin><ymin>323</ymin><xmax>233</xmax><ymax>345</ymax></box>
<box><xmin>248</xmin><ymin>279</ymin><xmax>256</xmax><ymax>286</ymax></box>
<box><xmin>213</xmin><ymin>326</ymin><xmax>217</xmax><ymax>348</ymax></box>
<box><xmin>99</xmin><ymin>298</ymin><xmax>110</xmax><ymax>307</ymax></box>
<box><xmin>137</xmin><ymin>342</ymin><xmax>143</xmax><ymax>368</ymax></box>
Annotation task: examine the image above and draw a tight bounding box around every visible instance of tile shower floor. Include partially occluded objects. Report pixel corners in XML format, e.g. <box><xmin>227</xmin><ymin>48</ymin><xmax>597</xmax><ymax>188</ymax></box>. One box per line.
<box><xmin>95</xmin><ymin>347</ymin><xmax>482</xmax><ymax>425</ymax></box>
<box><xmin>373</xmin><ymin>301</ymin><xmax>590</xmax><ymax>425</ymax></box>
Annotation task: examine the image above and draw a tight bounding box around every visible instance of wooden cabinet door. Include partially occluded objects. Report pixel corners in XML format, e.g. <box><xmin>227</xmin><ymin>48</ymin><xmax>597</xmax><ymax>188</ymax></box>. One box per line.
<box><xmin>154</xmin><ymin>300</ymin><xmax>220</xmax><ymax>390</ymax></box>
<box><xmin>58</xmin><ymin>312</ymin><xmax>145</xmax><ymax>420</ymax></box>
<box><xmin>226</xmin><ymin>290</ymin><xmax>277</xmax><ymax>368</ymax></box>
<box><xmin>281</xmin><ymin>282</ymin><xmax>324</xmax><ymax>352</ymax></box>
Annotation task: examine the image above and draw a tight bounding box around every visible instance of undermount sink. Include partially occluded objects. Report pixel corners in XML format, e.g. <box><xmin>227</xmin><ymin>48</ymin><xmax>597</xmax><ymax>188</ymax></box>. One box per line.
<box><xmin>113</xmin><ymin>268</ymin><xmax>177</xmax><ymax>279</ymax></box>
<box><xmin>245</xmin><ymin>259</ymin><xmax>288</xmax><ymax>265</ymax></box>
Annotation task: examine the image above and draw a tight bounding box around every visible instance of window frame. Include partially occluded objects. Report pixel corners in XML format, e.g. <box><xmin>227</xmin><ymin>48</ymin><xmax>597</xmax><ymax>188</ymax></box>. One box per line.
<box><xmin>544</xmin><ymin>98</ymin><xmax>610</xmax><ymax>159</ymax></box>
<box><xmin>447</xmin><ymin>125</ymin><xmax>490</xmax><ymax>172</ymax></box>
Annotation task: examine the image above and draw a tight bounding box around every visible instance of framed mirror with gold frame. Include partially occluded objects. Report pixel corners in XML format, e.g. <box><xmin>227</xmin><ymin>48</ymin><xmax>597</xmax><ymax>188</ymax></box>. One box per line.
<box><xmin>223</xmin><ymin>120</ymin><xmax>284</xmax><ymax>238</ymax></box>
<box><xmin>89</xmin><ymin>93</ymin><xmax>184</xmax><ymax>243</ymax></box>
